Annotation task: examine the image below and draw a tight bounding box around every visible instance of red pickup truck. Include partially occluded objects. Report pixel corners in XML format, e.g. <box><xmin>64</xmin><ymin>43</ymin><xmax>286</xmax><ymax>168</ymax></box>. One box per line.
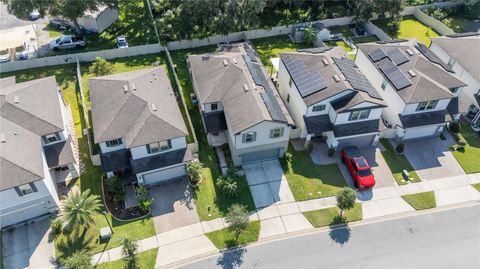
<box><xmin>341</xmin><ymin>146</ymin><xmax>375</xmax><ymax>190</ymax></box>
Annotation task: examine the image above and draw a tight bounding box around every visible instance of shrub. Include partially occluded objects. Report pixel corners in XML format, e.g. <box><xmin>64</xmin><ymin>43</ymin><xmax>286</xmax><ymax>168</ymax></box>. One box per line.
<box><xmin>187</xmin><ymin>160</ymin><xmax>203</xmax><ymax>184</ymax></box>
<box><xmin>395</xmin><ymin>143</ymin><xmax>405</xmax><ymax>154</ymax></box>
<box><xmin>284</xmin><ymin>152</ymin><xmax>293</xmax><ymax>164</ymax></box>
<box><xmin>225</xmin><ymin>204</ymin><xmax>249</xmax><ymax>239</ymax></box>
<box><xmin>89</xmin><ymin>57</ymin><xmax>115</xmax><ymax>76</ymax></box>
<box><xmin>106</xmin><ymin>175</ymin><xmax>125</xmax><ymax>202</ymax></box>
<box><xmin>328</xmin><ymin>146</ymin><xmax>335</xmax><ymax>157</ymax></box>
<box><xmin>50</xmin><ymin>218</ymin><xmax>63</xmax><ymax>237</ymax></box>
<box><xmin>121</xmin><ymin>238</ymin><xmax>139</xmax><ymax>269</ymax></box>
<box><xmin>64</xmin><ymin>250</ymin><xmax>93</xmax><ymax>269</ymax></box>
<box><xmin>336</xmin><ymin>187</ymin><xmax>357</xmax><ymax>218</ymax></box>
<box><xmin>449</xmin><ymin>122</ymin><xmax>460</xmax><ymax>134</ymax></box>
<box><xmin>138</xmin><ymin>197</ymin><xmax>154</xmax><ymax>213</ymax></box>
<box><xmin>216</xmin><ymin>173</ymin><xmax>243</xmax><ymax>198</ymax></box>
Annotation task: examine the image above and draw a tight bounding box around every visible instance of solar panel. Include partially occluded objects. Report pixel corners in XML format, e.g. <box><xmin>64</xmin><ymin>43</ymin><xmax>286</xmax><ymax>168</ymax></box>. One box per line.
<box><xmin>415</xmin><ymin>43</ymin><xmax>454</xmax><ymax>73</ymax></box>
<box><xmin>379</xmin><ymin>61</ymin><xmax>412</xmax><ymax>90</ymax></box>
<box><xmin>368</xmin><ymin>48</ymin><xmax>387</xmax><ymax>62</ymax></box>
<box><xmin>282</xmin><ymin>55</ymin><xmax>327</xmax><ymax>97</ymax></box>
<box><xmin>386</xmin><ymin>48</ymin><xmax>409</xmax><ymax>65</ymax></box>
<box><xmin>333</xmin><ymin>57</ymin><xmax>383</xmax><ymax>99</ymax></box>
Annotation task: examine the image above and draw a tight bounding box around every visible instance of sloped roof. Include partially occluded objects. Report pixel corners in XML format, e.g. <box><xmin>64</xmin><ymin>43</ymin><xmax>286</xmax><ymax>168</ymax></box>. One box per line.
<box><xmin>89</xmin><ymin>67</ymin><xmax>188</xmax><ymax>147</ymax></box>
<box><xmin>188</xmin><ymin>43</ymin><xmax>293</xmax><ymax>134</ymax></box>
<box><xmin>431</xmin><ymin>35</ymin><xmax>480</xmax><ymax>80</ymax></box>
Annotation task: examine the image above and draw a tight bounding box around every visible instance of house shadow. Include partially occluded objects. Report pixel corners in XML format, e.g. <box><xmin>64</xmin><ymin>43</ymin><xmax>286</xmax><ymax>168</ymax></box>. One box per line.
<box><xmin>216</xmin><ymin>246</ymin><xmax>248</xmax><ymax>269</ymax></box>
<box><xmin>356</xmin><ymin>189</ymin><xmax>373</xmax><ymax>201</ymax></box>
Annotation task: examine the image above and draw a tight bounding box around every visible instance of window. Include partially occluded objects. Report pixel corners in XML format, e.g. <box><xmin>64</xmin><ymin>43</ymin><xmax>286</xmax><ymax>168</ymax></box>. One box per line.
<box><xmin>270</xmin><ymin>127</ymin><xmax>284</xmax><ymax>138</ymax></box>
<box><xmin>447</xmin><ymin>57</ymin><xmax>455</xmax><ymax>67</ymax></box>
<box><xmin>288</xmin><ymin>77</ymin><xmax>293</xmax><ymax>88</ymax></box>
<box><xmin>147</xmin><ymin>140</ymin><xmax>171</xmax><ymax>154</ymax></box>
<box><xmin>106</xmin><ymin>138</ymin><xmax>123</xmax><ymax>147</ymax></box>
<box><xmin>210</xmin><ymin>103</ymin><xmax>218</xmax><ymax>111</ymax></box>
<box><xmin>381</xmin><ymin>79</ymin><xmax>388</xmax><ymax>90</ymax></box>
<box><xmin>312</xmin><ymin>104</ymin><xmax>326</xmax><ymax>112</ymax></box>
<box><xmin>43</xmin><ymin>133</ymin><xmax>61</xmax><ymax>144</ymax></box>
<box><xmin>416</xmin><ymin>100</ymin><xmax>438</xmax><ymax>111</ymax></box>
<box><xmin>450</xmin><ymin>87</ymin><xmax>459</xmax><ymax>94</ymax></box>
<box><xmin>15</xmin><ymin>183</ymin><xmax>37</xmax><ymax>196</ymax></box>
<box><xmin>243</xmin><ymin>132</ymin><xmax>256</xmax><ymax>143</ymax></box>
<box><xmin>286</xmin><ymin>94</ymin><xmax>290</xmax><ymax>103</ymax></box>
<box><xmin>349</xmin><ymin>110</ymin><xmax>370</xmax><ymax>121</ymax></box>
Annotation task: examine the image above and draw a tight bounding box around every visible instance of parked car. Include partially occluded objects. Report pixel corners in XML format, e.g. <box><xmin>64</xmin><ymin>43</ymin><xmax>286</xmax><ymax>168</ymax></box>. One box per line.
<box><xmin>0</xmin><ymin>49</ymin><xmax>11</xmax><ymax>63</ymax></box>
<box><xmin>14</xmin><ymin>43</ymin><xmax>28</xmax><ymax>60</ymax></box>
<box><xmin>116</xmin><ymin>36</ymin><xmax>128</xmax><ymax>48</ymax></box>
<box><xmin>341</xmin><ymin>146</ymin><xmax>375</xmax><ymax>190</ymax></box>
<box><xmin>49</xmin><ymin>35</ymin><xmax>86</xmax><ymax>51</ymax></box>
<box><xmin>29</xmin><ymin>9</ymin><xmax>40</xmax><ymax>20</ymax></box>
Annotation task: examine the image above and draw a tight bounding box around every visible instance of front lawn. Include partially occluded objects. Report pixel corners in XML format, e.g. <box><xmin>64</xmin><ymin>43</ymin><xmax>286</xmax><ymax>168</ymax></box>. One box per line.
<box><xmin>205</xmin><ymin>221</ymin><xmax>260</xmax><ymax>249</ymax></box>
<box><xmin>451</xmin><ymin>122</ymin><xmax>480</xmax><ymax>174</ymax></box>
<box><xmin>281</xmin><ymin>145</ymin><xmax>347</xmax><ymax>201</ymax></box>
<box><xmin>170</xmin><ymin>47</ymin><xmax>256</xmax><ymax>221</ymax></box>
<box><xmin>374</xmin><ymin>16</ymin><xmax>439</xmax><ymax>45</ymax></box>
<box><xmin>96</xmin><ymin>248</ymin><xmax>158</xmax><ymax>269</ymax></box>
<box><xmin>473</xmin><ymin>183</ymin><xmax>480</xmax><ymax>192</ymax></box>
<box><xmin>303</xmin><ymin>203</ymin><xmax>362</xmax><ymax>228</ymax></box>
<box><xmin>401</xmin><ymin>191</ymin><xmax>436</xmax><ymax>210</ymax></box>
<box><xmin>380</xmin><ymin>139</ymin><xmax>421</xmax><ymax>185</ymax></box>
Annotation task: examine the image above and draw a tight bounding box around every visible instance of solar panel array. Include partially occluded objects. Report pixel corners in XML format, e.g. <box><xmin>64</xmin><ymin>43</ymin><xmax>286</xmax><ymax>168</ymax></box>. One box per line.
<box><xmin>379</xmin><ymin>61</ymin><xmax>412</xmax><ymax>90</ymax></box>
<box><xmin>386</xmin><ymin>48</ymin><xmax>409</xmax><ymax>65</ymax></box>
<box><xmin>333</xmin><ymin>58</ymin><xmax>382</xmax><ymax>99</ymax></box>
<box><xmin>368</xmin><ymin>48</ymin><xmax>387</xmax><ymax>62</ymax></box>
<box><xmin>415</xmin><ymin>43</ymin><xmax>454</xmax><ymax>73</ymax></box>
<box><xmin>282</xmin><ymin>55</ymin><xmax>328</xmax><ymax>97</ymax></box>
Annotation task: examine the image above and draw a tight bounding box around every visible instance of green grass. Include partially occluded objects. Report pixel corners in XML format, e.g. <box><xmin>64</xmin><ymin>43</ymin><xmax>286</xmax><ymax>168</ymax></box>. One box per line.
<box><xmin>374</xmin><ymin>15</ymin><xmax>439</xmax><ymax>45</ymax></box>
<box><xmin>451</xmin><ymin>122</ymin><xmax>480</xmax><ymax>174</ymax></box>
<box><xmin>329</xmin><ymin>25</ymin><xmax>355</xmax><ymax>37</ymax></box>
<box><xmin>205</xmin><ymin>221</ymin><xmax>260</xmax><ymax>249</ymax></box>
<box><xmin>281</xmin><ymin>145</ymin><xmax>347</xmax><ymax>201</ymax></box>
<box><xmin>401</xmin><ymin>191</ymin><xmax>436</xmax><ymax>210</ymax></box>
<box><xmin>96</xmin><ymin>248</ymin><xmax>158</xmax><ymax>269</ymax></box>
<box><xmin>324</xmin><ymin>40</ymin><xmax>352</xmax><ymax>52</ymax></box>
<box><xmin>303</xmin><ymin>204</ymin><xmax>362</xmax><ymax>228</ymax></box>
<box><xmin>380</xmin><ymin>139</ymin><xmax>421</xmax><ymax>185</ymax></box>
<box><xmin>472</xmin><ymin>183</ymin><xmax>480</xmax><ymax>192</ymax></box>
<box><xmin>350</xmin><ymin>35</ymin><xmax>379</xmax><ymax>44</ymax></box>
<box><xmin>442</xmin><ymin>16</ymin><xmax>471</xmax><ymax>33</ymax></box>
<box><xmin>170</xmin><ymin>47</ymin><xmax>256</xmax><ymax>221</ymax></box>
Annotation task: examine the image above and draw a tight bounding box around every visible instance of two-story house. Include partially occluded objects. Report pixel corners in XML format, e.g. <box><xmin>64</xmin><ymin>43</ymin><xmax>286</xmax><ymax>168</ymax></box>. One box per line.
<box><xmin>89</xmin><ymin>67</ymin><xmax>193</xmax><ymax>185</ymax></box>
<box><xmin>1</xmin><ymin>76</ymin><xmax>79</xmax><ymax>228</ymax></box>
<box><xmin>430</xmin><ymin>33</ymin><xmax>480</xmax><ymax>131</ymax></box>
<box><xmin>188</xmin><ymin>43</ymin><xmax>293</xmax><ymax>166</ymax></box>
<box><xmin>275</xmin><ymin>47</ymin><xmax>386</xmax><ymax>150</ymax></box>
<box><xmin>356</xmin><ymin>39</ymin><xmax>467</xmax><ymax>141</ymax></box>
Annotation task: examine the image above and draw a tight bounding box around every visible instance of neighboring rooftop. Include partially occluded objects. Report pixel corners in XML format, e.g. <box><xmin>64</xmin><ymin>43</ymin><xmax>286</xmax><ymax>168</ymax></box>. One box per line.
<box><xmin>89</xmin><ymin>67</ymin><xmax>188</xmax><ymax>147</ymax></box>
<box><xmin>358</xmin><ymin>39</ymin><xmax>467</xmax><ymax>104</ymax></box>
<box><xmin>280</xmin><ymin>46</ymin><xmax>385</xmax><ymax>110</ymax></box>
<box><xmin>431</xmin><ymin>34</ymin><xmax>480</xmax><ymax>80</ymax></box>
<box><xmin>188</xmin><ymin>42</ymin><xmax>292</xmax><ymax>134</ymax></box>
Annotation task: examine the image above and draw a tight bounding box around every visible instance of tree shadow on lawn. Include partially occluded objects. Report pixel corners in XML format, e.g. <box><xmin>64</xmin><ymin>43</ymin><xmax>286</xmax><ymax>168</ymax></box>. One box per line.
<box><xmin>56</xmin><ymin>228</ymin><xmax>95</xmax><ymax>263</ymax></box>
<box><xmin>328</xmin><ymin>219</ymin><xmax>351</xmax><ymax>246</ymax></box>
<box><xmin>216</xmin><ymin>246</ymin><xmax>248</xmax><ymax>269</ymax></box>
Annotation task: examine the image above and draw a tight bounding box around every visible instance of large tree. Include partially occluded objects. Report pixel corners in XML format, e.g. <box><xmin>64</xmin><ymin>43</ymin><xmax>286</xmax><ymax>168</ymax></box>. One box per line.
<box><xmin>2</xmin><ymin>0</ymin><xmax>118</xmax><ymax>35</ymax></box>
<box><xmin>62</xmin><ymin>189</ymin><xmax>101</xmax><ymax>231</ymax></box>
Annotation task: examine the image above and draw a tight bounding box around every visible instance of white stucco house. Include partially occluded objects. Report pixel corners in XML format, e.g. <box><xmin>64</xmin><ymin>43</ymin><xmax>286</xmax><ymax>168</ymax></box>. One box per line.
<box><xmin>430</xmin><ymin>33</ymin><xmax>480</xmax><ymax>131</ymax></box>
<box><xmin>0</xmin><ymin>76</ymin><xmax>79</xmax><ymax>228</ymax></box>
<box><xmin>78</xmin><ymin>6</ymin><xmax>119</xmax><ymax>33</ymax></box>
<box><xmin>188</xmin><ymin>43</ymin><xmax>293</xmax><ymax>166</ymax></box>
<box><xmin>273</xmin><ymin>47</ymin><xmax>386</xmax><ymax>150</ymax></box>
<box><xmin>356</xmin><ymin>39</ymin><xmax>467</xmax><ymax>141</ymax></box>
<box><xmin>89</xmin><ymin>67</ymin><xmax>193</xmax><ymax>186</ymax></box>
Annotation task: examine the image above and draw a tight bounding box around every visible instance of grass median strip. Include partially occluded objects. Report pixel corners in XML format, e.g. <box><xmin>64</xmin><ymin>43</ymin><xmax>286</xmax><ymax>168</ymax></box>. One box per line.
<box><xmin>401</xmin><ymin>191</ymin><xmax>436</xmax><ymax>210</ymax></box>
<box><xmin>380</xmin><ymin>139</ymin><xmax>421</xmax><ymax>185</ymax></box>
<box><xmin>451</xmin><ymin>122</ymin><xmax>480</xmax><ymax>174</ymax></box>
<box><xmin>472</xmin><ymin>183</ymin><xmax>480</xmax><ymax>192</ymax></box>
<box><xmin>96</xmin><ymin>248</ymin><xmax>158</xmax><ymax>269</ymax></box>
<box><xmin>303</xmin><ymin>204</ymin><xmax>362</xmax><ymax>228</ymax></box>
<box><xmin>205</xmin><ymin>221</ymin><xmax>260</xmax><ymax>249</ymax></box>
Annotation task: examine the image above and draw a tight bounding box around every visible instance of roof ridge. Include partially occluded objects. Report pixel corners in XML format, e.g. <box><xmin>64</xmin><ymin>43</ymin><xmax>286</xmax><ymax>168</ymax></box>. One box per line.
<box><xmin>98</xmin><ymin>93</ymin><xmax>142</xmax><ymax>141</ymax></box>
<box><xmin>414</xmin><ymin>69</ymin><xmax>453</xmax><ymax>97</ymax></box>
<box><xmin>1</xmin><ymin>101</ymin><xmax>63</xmax><ymax>135</ymax></box>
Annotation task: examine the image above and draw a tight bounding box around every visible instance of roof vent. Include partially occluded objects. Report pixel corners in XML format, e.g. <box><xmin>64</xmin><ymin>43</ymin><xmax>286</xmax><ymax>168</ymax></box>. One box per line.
<box><xmin>406</xmin><ymin>49</ymin><xmax>414</xmax><ymax>56</ymax></box>
<box><xmin>123</xmin><ymin>85</ymin><xmax>128</xmax><ymax>93</ymax></box>
<box><xmin>151</xmin><ymin>103</ymin><xmax>157</xmax><ymax>111</ymax></box>
<box><xmin>333</xmin><ymin>75</ymin><xmax>340</xmax><ymax>82</ymax></box>
<box><xmin>0</xmin><ymin>134</ymin><xmax>5</xmax><ymax>143</ymax></box>
<box><xmin>131</xmin><ymin>82</ymin><xmax>136</xmax><ymax>90</ymax></box>
<box><xmin>13</xmin><ymin>96</ymin><xmax>19</xmax><ymax>103</ymax></box>
<box><xmin>322</xmin><ymin>58</ymin><xmax>329</xmax><ymax>66</ymax></box>
<box><xmin>233</xmin><ymin>58</ymin><xmax>237</xmax><ymax>64</ymax></box>
<box><xmin>153</xmin><ymin>73</ymin><xmax>157</xmax><ymax>80</ymax></box>
<box><xmin>223</xmin><ymin>59</ymin><xmax>229</xmax><ymax>66</ymax></box>
<box><xmin>243</xmin><ymin>84</ymin><xmax>249</xmax><ymax>92</ymax></box>
<box><xmin>408</xmin><ymin>70</ymin><xmax>417</xmax><ymax>77</ymax></box>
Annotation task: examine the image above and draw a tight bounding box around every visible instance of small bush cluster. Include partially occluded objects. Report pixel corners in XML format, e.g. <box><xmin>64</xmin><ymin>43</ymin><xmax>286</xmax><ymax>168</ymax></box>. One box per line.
<box><xmin>187</xmin><ymin>160</ymin><xmax>203</xmax><ymax>184</ymax></box>
<box><xmin>395</xmin><ymin>143</ymin><xmax>405</xmax><ymax>154</ymax></box>
<box><xmin>106</xmin><ymin>175</ymin><xmax>125</xmax><ymax>202</ymax></box>
<box><xmin>50</xmin><ymin>218</ymin><xmax>63</xmax><ymax>237</ymax></box>
<box><xmin>136</xmin><ymin>186</ymin><xmax>153</xmax><ymax>213</ymax></box>
<box><xmin>216</xmin><ymin>172</ymin><xmax>244</xmax><ymax>198</ymax></box>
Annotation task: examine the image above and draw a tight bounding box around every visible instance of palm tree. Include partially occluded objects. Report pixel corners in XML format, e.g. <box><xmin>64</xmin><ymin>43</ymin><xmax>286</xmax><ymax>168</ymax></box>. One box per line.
<box><xmin>62</xmin><ymin>189</ymin><xmax>101</xmax><ymax>231</ymax></box>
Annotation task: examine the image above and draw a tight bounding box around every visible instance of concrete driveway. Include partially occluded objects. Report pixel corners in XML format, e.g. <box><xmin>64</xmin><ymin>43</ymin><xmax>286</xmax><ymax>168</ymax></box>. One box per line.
<box><xmin>403</xmin><ymin>136</ymin><xmax>465</xmax><ymax>180</ymax></box>
<box><xmin>149</xmin><ymin>178</ymin><xmax>200</xmax><ymax>234</ymax></box>
<box><xmin>2</xmin><ymin>216</ymin><xmax>56</xmax><ymax>269</ymax></box>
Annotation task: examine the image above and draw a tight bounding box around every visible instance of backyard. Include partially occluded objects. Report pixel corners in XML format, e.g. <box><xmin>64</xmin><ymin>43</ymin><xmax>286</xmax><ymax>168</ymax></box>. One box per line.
<box><xmin>380</xmin><ymin>139</ymin><xmax>421</xmax><ymax>185</ymax></box>
<box><xmin>374</xmin><ymin>15</ymin><xmax>439</xmax><ymax>45</ymax></box>
<box><xmin>451</xmin><ymin>123</ymin><xmax>480</xmax><ymax>174</ymax></box>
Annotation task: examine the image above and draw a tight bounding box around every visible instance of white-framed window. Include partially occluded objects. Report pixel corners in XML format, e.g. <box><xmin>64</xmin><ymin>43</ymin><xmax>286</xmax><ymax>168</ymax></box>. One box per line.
<box><xmin>243</xmin><ymin>132</ymin><xmax>256</xmax><ymax>143</ymax></box>
<box><xmin>312</xmin><ymin>104</ymin><xmax>326</xmax><ymax>112</ymax></box>
<box><xmin>416</xmin><ymin>100</ymin><xmax>438</xmax><ymax>111</ymax></box>
<box><xmin>211</xmin><ymin>103</ymin><xmax>218</xmax><ymax>111</ymax></box>
<box><xmin>270</xmin><ymin>127</ymin><xmax>284</xmax><ymax>138</ymax></box>
<box><xmin>381</xmin><ymin>79</ymin><xmax>388</xmax><ymax>90</ymax></box>
<box><xmin>349</xmin><ymin>110</ymin><xmax>370</xmax><ymax>121</ymax></box>
<box><xmin>43</xmin><ymin>133</ymin><xmax>61</xmax><ymax>144</ymax></box>
<box><xmin>15</xmin><ymin>183</ymin><xmax>37</xmax><ymax>196</ymax></box>
<box><xmin>288</xmin><ymin>77</ymin><xmax>293</xmax><ymax>88</ymax></box>
<box><xmin>147</xmin><ymin>140</ymin><xmax>171</xmax><ymax>154</ymax></box>
<box><xmin>106</xmin><ymin>138</ymin><xmax>123</xmax><ymax>147</ymax></box>
<box><xmin>447</xmin><ymin>57</ymin><xmax>456</xmax><ymax>67</ymax></box>
<box><xmin>450</xmin><ymin>87</ymin><xmax>459</xmax><ymax>94</ymax></box>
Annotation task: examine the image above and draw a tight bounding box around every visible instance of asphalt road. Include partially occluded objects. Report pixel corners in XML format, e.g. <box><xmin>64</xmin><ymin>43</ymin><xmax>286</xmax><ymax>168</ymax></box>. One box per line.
<box><xmin>179</xmin><ymin>204</ymin><xmax>480</xmax><ymax>269</ymax></box>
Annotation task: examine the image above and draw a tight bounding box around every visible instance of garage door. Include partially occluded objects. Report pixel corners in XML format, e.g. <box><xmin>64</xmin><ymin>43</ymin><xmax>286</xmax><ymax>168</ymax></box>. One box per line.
<box><xmin>403</xmin><ymin>125</ymin><xmax>442</xmax><ymax>140</ymax></box>
<box><xmin>337</xmin><ymin>134</ymin><xmax>377</xmax><ymax>149</ymax></box>
<box><xmin>241</xmin><ymin>148</ymin><xmax>280</xmax><ymax>165</ymax></box>
<box><xmin>142</xmin><ymin>165</ymin><xmax>186</xmax><ymax>185</ymax></box>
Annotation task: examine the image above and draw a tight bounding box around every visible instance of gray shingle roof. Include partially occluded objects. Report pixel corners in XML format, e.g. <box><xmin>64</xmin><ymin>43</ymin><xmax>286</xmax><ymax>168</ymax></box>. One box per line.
<box><xmin>130</xmin><ymin>145</ymin><xmax>193</xmax><ymax>174</ymax></box>
<box><xmin>89</xmin><ymin>67</ymin><xmax>188</xmax><ymax>147</ymax></box>
<box><xmin>358</xmin><ymin>39</ymin><xmax>467</xmax><ymax>103</ymax></box>
<box><xmin>44</xmin><ymin>138</ymin><xmax>75</xmax><ymax>168</ymax></box>
<box><xmin>333</xmin><ymin>119</ymin><xmax>381</xmax><ymax>137</ymax></box>
<box><xmin>100</xmin><ymin>148</ymin><xmax>131</xmax><ymax>172</ymax></box>
<box><xmin>398</xmin><ymin>110</ymin><xmax>448</xmax><ymax>128</ymax></box>
<box><xmin>188</xmin><ymin>43</ymin><xmax>293</xmax><ymax>134</ymax></box>
<box><xmin>203</xmin><ymin>111</ymin><xmax>227</xmax><ymax>133</ymax></box>
<box><xmin>431</xmin><ymin>35</ymin><xmax>480</xmax><ymax>80</ymax></box>
<box><xmin>303</xmin><ymin>114</ymin><xmax>332</xmax><ymax>134</ymax></box>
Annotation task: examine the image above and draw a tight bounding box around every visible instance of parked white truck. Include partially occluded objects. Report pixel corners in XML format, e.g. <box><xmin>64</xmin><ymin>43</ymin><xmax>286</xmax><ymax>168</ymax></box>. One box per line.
<box><xmin>49</xmin><ymin>35</ymin><xmax>86</xmax><ymax>51</ymax></box>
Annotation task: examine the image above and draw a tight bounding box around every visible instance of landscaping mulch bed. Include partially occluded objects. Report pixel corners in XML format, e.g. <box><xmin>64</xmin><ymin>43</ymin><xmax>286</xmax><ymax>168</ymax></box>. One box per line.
<box><xmin>102</xmin><ymin>175</ymin><xmax>147</xmax><ymax>220</ymax></box>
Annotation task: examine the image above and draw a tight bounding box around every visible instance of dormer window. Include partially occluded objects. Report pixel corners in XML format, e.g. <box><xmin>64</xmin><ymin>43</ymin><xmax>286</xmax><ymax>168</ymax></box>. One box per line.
<box><xmin>312</xmin><ymin>104</ymin><xmax>326</xmax><ymax>112</ymax></box>
<box><xmin>42</xmin><ymin>133</ymin><xmax>61</xmax><ymax>144</ymax></box>
<box><xmin>211</xmin><ymin>103</ymin><xmax>218</xmax><ymax>111</ymax></box>
<box><xmin>147</xmin><ymin>140</ymin><xmax>171</xmax><ymax>154</ymax></box>
<box><xmin>106</xmin><ymin>138</ymin><xmax>123</xmax><ymax>147</ymax></box>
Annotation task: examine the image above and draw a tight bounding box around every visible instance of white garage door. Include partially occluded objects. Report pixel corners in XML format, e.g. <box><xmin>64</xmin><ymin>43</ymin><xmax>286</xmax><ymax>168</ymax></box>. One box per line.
<box><xmin>241</xmin><ymin>148</ymin><xmax>280</xmax><ymax>165</ymax></box>
<box><xmin>403</xmin><ymin>125</ymin><xmax>442</xmax><ymax>140</ymax></box>
<box><xmin>337</xmin><ymin>134</ymin><xmax>377</xmax><ymax>149</ymax></box>
<box><xmin>1</xmin><ymin>202</ymin><xmax>52</xmax><ymax>228</ymax></box>
<box><xmin>142</xmin><ymin>165</ymin><xmax>186</xmax><ymax>185</ymax></box>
